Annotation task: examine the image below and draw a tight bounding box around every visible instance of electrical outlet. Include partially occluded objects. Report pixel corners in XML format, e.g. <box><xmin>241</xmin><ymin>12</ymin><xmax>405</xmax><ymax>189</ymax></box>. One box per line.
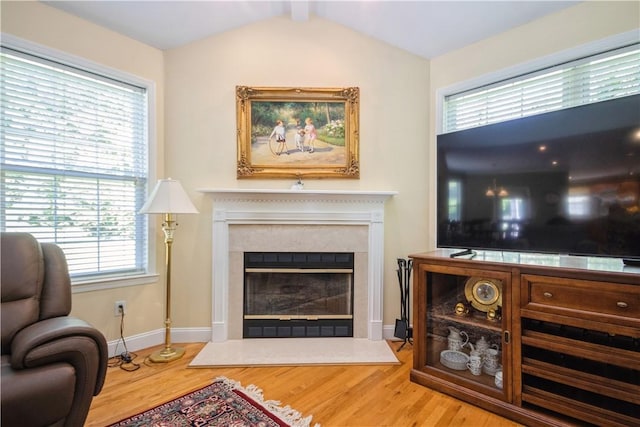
<box><xmin>114</xmin><ymin>300</ymin><xmax>126</xmax><ymax>316</ymax></box>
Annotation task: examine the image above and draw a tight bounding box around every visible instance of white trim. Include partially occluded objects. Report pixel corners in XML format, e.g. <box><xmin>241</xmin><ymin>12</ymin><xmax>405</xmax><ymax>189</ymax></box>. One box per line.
<box><xmin>72</xmin><ymin>274</ymin><xmax>159</xmax><ymax>294</ymax></box>
<box><xmin>384</xmin><ymin>324</ymin><xmax>407</xmax><ymax>341</ymax></box>
<box><xmin>1</xmin><ymin>33</ymin><xmax>152</xmax><ymax>89</ymax></box>
<box><xmin>109</xmin><ymin>329</ymin><xmax>159</xmax><ymax>358</ymax></box>
<box><xmin>107</xmin><ymin>327</ymin><xmax>212</xmax><ymax>358</ymax></box>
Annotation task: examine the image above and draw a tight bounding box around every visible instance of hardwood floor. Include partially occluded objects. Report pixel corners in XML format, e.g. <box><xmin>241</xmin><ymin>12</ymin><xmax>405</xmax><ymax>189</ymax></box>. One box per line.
<box><xmin>86</xmin><ymin>341</ymin><xmax>521</xmax><ymax>426</ymax></box>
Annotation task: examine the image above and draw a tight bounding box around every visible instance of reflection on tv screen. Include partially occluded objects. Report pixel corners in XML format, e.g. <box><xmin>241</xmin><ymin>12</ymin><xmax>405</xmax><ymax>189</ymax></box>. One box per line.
<box><xmin>437</xmin><ymin>95</ymin><xmax>640</xmax><ymax>260</ymax></box>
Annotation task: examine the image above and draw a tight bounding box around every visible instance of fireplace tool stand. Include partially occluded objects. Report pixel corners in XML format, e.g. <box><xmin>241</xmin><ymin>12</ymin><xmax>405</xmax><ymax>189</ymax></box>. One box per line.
<box><xmin>394</xmin><ymin>258</ymin><xmax>413</xmax><ymax>351</ymax></box>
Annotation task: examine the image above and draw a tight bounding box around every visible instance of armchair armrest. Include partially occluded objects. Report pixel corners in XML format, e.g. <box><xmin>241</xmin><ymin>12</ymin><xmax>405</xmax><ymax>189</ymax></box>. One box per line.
<box><xmin>11</xmin><ymin>316</ymin><xmax>108</xmax><ymax>395</ymax></box>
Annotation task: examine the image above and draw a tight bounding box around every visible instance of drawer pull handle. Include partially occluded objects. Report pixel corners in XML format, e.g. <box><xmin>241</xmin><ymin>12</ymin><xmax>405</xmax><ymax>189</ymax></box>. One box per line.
<box><xmin>617</xmin><ymin>301</ymin><xmax>628</xmax><ymax>309</ymax></box>
<box><xmin>543</xmin><ymin>292</ymin><xmax>553</xmax><ymax>298</ymax></box>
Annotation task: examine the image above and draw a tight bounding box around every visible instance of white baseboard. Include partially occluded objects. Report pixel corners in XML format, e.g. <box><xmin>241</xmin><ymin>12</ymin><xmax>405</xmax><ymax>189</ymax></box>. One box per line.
<box><xmin>108</xmin><ymin>325</ymin><xmax>405</xmax><ymax>357</ymax></box>
<box><xmin>383</xmin><ymin>324</ymin><xmax>397</xmax><ymax>341</ymax></box>
<box><xmin>107</xmin><ymin>327</ymin><xmax>212</xmax><ymax>358</ymax></box>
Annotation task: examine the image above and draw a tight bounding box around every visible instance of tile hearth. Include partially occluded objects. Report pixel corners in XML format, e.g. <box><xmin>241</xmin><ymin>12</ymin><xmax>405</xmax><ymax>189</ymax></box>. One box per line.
<box><xmin>189</xmin><ymin>338</ymin><xmax>400</xmax><ymax>367</ymax></box>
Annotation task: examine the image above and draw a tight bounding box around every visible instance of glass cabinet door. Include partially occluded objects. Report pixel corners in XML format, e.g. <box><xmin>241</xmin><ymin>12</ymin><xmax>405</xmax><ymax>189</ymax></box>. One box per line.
<box><xmin>420</xmin><ymin>265</ymin><xmax>511</xmax><ymax>401</ymax></box>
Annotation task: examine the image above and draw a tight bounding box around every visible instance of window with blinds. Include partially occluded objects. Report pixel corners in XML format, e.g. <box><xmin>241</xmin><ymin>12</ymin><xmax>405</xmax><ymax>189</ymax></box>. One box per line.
<box><xmin>0</xmin><ymin>46</ymin><xmax>149</xmax><ymax>282</ymax></box>
<box><xmin>443</xmin><ymin>44</ymin><xmax>640</xmax><ymax>133</ymax></box>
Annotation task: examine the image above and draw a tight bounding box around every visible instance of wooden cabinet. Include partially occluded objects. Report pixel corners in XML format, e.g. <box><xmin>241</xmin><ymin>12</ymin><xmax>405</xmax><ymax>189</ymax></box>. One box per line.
<box><xmin>410</xmin><ymin>250</ymin><xmax>640</xmax><ymax>427</ymax></box>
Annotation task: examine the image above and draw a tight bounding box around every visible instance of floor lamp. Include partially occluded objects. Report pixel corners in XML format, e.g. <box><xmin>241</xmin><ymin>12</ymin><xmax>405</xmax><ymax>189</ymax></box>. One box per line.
<box><xmin>140</xmin><ymin>178</ymin><xmax>198</xmax><ymax>363</ymax></box>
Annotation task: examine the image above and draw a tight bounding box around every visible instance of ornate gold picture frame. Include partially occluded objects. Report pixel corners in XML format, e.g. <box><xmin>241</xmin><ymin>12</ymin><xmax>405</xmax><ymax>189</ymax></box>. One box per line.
<box><xmin>236</xmin><ymin>86</ymin><xmax>360</xmax><ymax>179</ymax></box>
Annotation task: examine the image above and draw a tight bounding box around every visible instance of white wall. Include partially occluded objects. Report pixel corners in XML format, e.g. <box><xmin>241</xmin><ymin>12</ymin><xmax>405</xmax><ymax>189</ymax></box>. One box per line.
<box><xmin>1</xmin><ymin>0</ymin><xmax>638</xmax><ymax>345</ymax></box>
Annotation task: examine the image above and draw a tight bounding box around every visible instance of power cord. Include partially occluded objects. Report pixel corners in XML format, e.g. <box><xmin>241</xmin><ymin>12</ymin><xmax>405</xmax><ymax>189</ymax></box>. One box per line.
<box><xmin>107</xmin><ymin>309</ymin><xmax>140</xmax><ymax>371</ymax></box>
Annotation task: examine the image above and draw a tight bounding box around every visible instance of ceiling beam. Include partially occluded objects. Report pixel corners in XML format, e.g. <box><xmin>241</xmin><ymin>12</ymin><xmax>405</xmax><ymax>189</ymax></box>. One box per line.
<box><xmin>290</xmin><ymin>1</ymin><xmax>309</xmax><ymax>22</ymax></box>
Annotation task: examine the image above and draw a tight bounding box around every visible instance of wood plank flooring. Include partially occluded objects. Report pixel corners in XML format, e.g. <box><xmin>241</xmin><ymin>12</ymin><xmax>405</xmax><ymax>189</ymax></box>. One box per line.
<box><xmin>86</xmin><ymin>341</ymin><xmax>521</xmax><ymax>426</ymax></box>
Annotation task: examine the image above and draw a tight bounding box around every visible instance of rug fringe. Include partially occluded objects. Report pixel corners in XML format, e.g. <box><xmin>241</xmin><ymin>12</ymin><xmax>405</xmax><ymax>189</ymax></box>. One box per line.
<box><xmin>214</xmin><ymin>376</ymin><xmax>320</xmax><ymax>427</ymax></box>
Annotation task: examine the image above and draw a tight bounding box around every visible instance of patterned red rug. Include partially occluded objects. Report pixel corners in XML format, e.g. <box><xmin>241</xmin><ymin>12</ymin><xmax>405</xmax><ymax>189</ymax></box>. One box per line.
<box><xmin>108</xmin><ymin>376</ymin><xmax>318</xmax><ymax>427</ymax></box>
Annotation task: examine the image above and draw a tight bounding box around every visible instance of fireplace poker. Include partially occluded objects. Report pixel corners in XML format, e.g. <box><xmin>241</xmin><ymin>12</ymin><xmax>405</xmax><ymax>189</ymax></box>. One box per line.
<box><xmin>394</xmin><ymin>258</ymin><xmax>413</xmax><ymax>351</ymax></box>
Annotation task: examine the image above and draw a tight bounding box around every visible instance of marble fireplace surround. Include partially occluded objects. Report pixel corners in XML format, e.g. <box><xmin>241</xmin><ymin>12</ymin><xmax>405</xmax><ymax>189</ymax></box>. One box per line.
<box><xmin>198</xmin><ymin>189</ymin><xmax>397</xmax><ymax>342</ymax></box>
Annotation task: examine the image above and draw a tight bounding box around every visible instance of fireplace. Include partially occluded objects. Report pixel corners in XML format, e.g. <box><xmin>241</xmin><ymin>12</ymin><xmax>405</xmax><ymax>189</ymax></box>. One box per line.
<box><xmin>198</xmin><ymin>188</ymin><xmax>397</xmax><ymax>342</ymax></box>
<box><xmin>243</xmin><ymin>252</ymin><xmax>354</xmax><ymax>338</ymax></box>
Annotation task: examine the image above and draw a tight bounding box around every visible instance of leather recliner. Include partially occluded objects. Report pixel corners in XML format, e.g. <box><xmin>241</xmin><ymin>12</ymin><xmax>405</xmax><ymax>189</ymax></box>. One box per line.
<box><xmin>1</xmin><ymin>232</ymin><xmax>108</xmax><ymax>427</ymax></box>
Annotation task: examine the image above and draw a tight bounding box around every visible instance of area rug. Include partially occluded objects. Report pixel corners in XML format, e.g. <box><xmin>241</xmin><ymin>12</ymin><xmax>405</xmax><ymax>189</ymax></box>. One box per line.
<box><xmin>108</xmin><ymin>376</ymin><xmax>318</xmax><ymax>427</ymax></box>
<box><xmin>189</xmin><ymin>338</ymin><xmax>400</xmax><ymax>367</ymax></box>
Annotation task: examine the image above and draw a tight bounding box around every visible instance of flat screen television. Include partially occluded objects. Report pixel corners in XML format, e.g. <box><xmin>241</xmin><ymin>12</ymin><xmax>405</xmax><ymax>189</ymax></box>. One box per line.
<box><xmin>437</xmin><ymin>94</ymin><xmax>640</xmax><ymax>264</ymax></box>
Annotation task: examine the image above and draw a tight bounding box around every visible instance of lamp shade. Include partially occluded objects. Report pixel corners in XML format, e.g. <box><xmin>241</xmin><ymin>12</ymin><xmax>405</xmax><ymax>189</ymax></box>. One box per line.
<box><xmin>139</xmin><ymin>178</ymin><xmax>199</xmax><ymax>214</ymax></box>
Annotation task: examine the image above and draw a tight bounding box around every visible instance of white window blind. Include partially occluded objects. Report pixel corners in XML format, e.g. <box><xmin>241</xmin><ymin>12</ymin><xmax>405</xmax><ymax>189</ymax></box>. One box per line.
<box><xmin>443</xmin><ymin>44</ymin><xmax>640</xmax><ymax>133</ymax></box>
<box><xmin>0</xmin><ymin>46</ymin><xmax>149</xmax><ymax>281</ymax></box>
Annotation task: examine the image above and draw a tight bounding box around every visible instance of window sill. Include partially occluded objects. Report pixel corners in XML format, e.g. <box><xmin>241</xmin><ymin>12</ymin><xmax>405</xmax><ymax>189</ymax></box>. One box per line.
<box><xmin>72</xmin><ymin>273</ymin><xmax>159</xmax><ymax>293</ymax></box>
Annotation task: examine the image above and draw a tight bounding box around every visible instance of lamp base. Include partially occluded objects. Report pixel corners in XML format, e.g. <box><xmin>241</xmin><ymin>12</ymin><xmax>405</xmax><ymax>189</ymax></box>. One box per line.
<box><xmin>149</xmin><ymin>346</ymin><xmax>185</xmax><ymax>363</ymax></box>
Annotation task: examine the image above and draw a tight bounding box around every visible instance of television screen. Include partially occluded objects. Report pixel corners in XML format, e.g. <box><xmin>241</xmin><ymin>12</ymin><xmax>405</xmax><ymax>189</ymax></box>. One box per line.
<box><xmin>437</xmin><ymin>94</ymin><xmax>640</xmax><ymax>262</ymax></box>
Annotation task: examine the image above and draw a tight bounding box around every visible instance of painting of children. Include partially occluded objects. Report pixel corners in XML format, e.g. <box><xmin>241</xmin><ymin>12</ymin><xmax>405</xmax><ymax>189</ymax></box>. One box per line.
<box><xmin>236</xmin><ymin>86</ymin><xmax>359</xmax><ymax>179</ymax></box>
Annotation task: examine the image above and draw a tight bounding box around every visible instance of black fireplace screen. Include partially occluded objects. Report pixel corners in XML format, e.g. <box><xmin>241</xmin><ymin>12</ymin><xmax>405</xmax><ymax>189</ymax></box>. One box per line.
<box><xmin>245</xmin><ymin>271</ymin><xmax>352</xmax><ymax>318</ymax></box>
<box><xmin>243</xmin><ymin>252</ymin><xmax>354</xmax><ymax>337</ymax></box>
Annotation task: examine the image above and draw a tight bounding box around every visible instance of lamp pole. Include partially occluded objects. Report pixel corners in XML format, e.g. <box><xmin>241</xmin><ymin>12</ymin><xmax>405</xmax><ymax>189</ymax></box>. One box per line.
<box><xmin>149</xmin><ymin>213</ymin><xmax>185</xmax><ymax>362</ymax></box>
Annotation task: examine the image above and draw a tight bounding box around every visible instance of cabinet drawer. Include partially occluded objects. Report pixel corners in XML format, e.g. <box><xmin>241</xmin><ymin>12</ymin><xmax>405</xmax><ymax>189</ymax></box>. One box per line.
<box><xmin>523</xmin><ymin>274</ymin><xmax>640</xmax><ymax>321</ymax></box>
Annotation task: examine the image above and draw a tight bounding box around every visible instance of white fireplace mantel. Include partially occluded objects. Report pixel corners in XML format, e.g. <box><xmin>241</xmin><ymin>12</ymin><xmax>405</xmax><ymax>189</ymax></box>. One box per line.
<box><xmin>198</xmin><ymin>188</ymin><xmax>397</xmax><ymax>342</ymax></box>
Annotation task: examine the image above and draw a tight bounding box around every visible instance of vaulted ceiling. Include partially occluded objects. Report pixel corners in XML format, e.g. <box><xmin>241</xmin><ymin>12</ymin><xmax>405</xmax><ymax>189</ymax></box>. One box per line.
<box><xmin>42</xmin><ymin>1</ymin><xmax>580</xmax><ymax>59</ymax></box>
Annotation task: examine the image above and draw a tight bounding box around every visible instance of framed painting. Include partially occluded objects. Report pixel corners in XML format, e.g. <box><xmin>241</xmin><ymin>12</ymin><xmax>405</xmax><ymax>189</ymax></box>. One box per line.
<box><xmin>236</xmin><ymin>86</ymin><xmax>360</xmax><ymax>179</ymax></box>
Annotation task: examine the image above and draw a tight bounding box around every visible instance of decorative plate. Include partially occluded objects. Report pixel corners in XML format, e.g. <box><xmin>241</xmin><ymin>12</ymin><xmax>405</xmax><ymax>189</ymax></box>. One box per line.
<box><xmin>464</xmin><ymin>277</ymin><xmax>503</xmax><ymax>313</ymax></box>
<box><xmin>440</xmin><ymin>350</ymin><xmax>469</xmax><ymax>370</ymax></box>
